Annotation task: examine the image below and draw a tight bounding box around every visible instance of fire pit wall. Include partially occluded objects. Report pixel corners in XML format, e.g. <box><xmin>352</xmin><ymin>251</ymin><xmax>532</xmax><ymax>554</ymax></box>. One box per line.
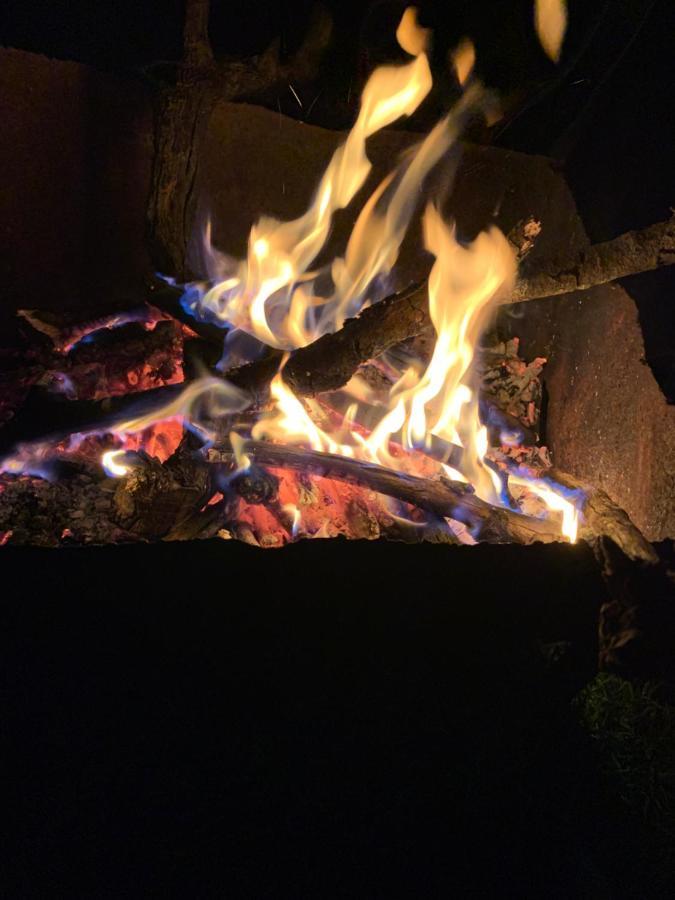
<box><xmin>1</xmin><ymin>49</ymin><xmax>672</xmax><ymax>541</ymax></box>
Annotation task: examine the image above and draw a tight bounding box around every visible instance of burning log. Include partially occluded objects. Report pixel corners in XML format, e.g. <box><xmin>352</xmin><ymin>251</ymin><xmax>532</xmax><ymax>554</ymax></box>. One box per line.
<box><xmin>232</xmin><ymin>442</ymin><xmax>663</xmax><ymax>565</ymax></box>
<box><xmin>236</xmin><ymin>440</ymin><xmax>564</xmax><ymax>546</ymax></box>
<box><xmin>279</xmin><ymin>215</ymin><xmax>675</xmax><ymax>398</ymax></box>
<box><xmin>547</xmin><ymin>469</ymin><xmax>657</xmax><ymax>566</ymax></box>
<box><xmin>0</xmin><ymin>320</ymin><xmax>186</xmax><ymax>436</ymax></box>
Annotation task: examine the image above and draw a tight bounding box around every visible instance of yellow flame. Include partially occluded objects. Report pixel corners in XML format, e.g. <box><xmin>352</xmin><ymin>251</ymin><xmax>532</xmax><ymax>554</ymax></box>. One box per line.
<box><xmin>230</xmin><ymin>431</ymin><xmax>251</xmax><ymax>471</ymax></box>
<box><xmin>329</xmin><ymin>84</ymin><xmax>487</xmax><ymax>330</ymax></box>
<box><xmin>191</xmin><ymin>7</ymin><xmax>433</xmax><ymax>350</ymax></box>
<box><xmin>354</xmin><ymin>205</ymin><xmax>515</xmax><ymax>501</ymax></box>
<box><xmin>451</xmin><ymin>38</ymin><xmax>475</xmax><ymax>86</ymax></box>
<box><xmin>101</xmin><ymin>449</ymin><xmax>130</xmax><ymax>478</ymax></box>
<box><xmin>253</xmin><ymin>205</ymin><xmax>515</xmax><ymax>509</ymax></box>
<box><xmin>534</xmin><ymin>0</ymin><xmax>567</xmax><ymax>62</ymax></box>
<box><xmin>509</xmin><ymin>473</ymin><xmax>579</xmax><ymax>542</ymax></box>
<box><xmin>396</xmin><ymin>6</ymin><xmax>430</xmax><ymax>57</ymax></box>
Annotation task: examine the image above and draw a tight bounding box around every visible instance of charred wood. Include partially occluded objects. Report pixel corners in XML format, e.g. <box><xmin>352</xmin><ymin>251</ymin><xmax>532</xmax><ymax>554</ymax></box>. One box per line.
<box><xmin>238</xmin><ymin>440</ymin><xmax>563</xmax><ymax>546</ymax></box>
<box><xmin>547</xmin><ymin>468</ymin><xmax>658</xmax><ymax>566</ymax></box>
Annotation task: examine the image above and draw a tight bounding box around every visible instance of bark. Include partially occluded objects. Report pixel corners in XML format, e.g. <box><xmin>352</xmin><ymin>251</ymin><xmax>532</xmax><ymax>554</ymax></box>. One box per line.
<box><xmin>547</xmin><ymin>468</ymin><xmax>658</xmax><ymax>566</ymax></box>
<box><xmin>511</xmin><ymin>214</ymin><xmax>675</xmax><ymax>302</ymax></box>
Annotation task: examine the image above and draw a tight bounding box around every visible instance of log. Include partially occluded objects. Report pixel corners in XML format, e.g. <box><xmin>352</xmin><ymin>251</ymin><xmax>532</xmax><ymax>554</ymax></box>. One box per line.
<box><xmin>281</xmin><ymin>215</ymin><xmax>675</xmax><ymax>397</ymax></box>
<box><xmin>236</xmin><ymin>442</ymin><xmax>662</xmax><ymax>564</ymax></box>
<box><xmin>511</xmin><ymin>214</ymin><xmax>675</xmax><ymax>303</ymax></box>
<box><xmin>240</xmin><ymin>440</ymin><xmax>565</xmax><ymax>546</ymax></box>
<box><xmin>547</xmin><ymin>468</ymin><xmax>658</xmax><ymax>565</ymax></box>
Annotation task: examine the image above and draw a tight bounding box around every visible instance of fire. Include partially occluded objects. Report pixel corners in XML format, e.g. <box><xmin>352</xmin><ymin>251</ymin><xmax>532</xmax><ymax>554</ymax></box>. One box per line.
<box><xmin>534</xmin><ymin>0</ymin><xmax>567</xmax><ymax>62</ymax></box>
<box><xmin>0</xmin><ymin>8</ymin><xmax>580</xmax><ymax>546</ymax></box>
<box><xmin>183</xmin><ymin>6</ymin><xmax>435</xmax><ymax>349</ymax></box>
<box><xmin>135</xmin><ymin>7</ymin><xmax>581</xmax><ymax>543</ymax></box>
<box><xmin>509</xmin><ymin>474</ymin><xmax>579</xmax><ymax>543</ymax></box>
<box><xmin>101</xmin><ymin>449</ymin><xmax>131</xmax><ymax>478</ymax></box>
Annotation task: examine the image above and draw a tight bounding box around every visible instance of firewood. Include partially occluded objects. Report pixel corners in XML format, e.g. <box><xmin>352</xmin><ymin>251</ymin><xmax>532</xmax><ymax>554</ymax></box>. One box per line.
<box><xmin>236</xmin><ymin>440</ymin><xmax>565</xmax><ymax>546</ymax></box>
<box><xmin>216</xmin><ymin>442</ymin><xmax>662</xmax><ymax>563</ymax></box>
<box><xmin>279</xmin><ymin>215</ymin><xmax>675</xmax><ymax>397</ymax></box>
<box><xmin>546</xmin><ymin>469</ymin><xmax>658</xmax><ymax>566</ymax></box>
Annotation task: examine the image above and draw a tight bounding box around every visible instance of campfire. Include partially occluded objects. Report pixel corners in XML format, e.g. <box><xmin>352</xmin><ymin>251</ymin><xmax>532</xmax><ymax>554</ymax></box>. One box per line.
<box><xmin>0</xmin><ymin>2</ymin><xmax>672</xmax><ymax>668</ymax></box>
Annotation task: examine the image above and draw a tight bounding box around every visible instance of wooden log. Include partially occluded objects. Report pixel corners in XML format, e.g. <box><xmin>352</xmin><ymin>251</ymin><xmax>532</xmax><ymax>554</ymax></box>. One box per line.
<box><xmin>511</xmin><ymin>214</ymin><xmax>675</xmax><ymax>303</ymax></box>
<box><xmin>280</xmin><ymin>215</ymin><xmax>675</xmax><ymax>397</ymax></box>
<box><xmin>546</xmin><ymin>468</ymin><xmax>658</xmax><ymax>565</ymax></box>
<box><xmin>237</xmin><ymin>442</ymin><xmax>662</xmax><ymax>564</ymax></box>
<box><xmin>239</xmin><ymin>440</ymin><xmax>565</xmax><ymax>545</ymax></box>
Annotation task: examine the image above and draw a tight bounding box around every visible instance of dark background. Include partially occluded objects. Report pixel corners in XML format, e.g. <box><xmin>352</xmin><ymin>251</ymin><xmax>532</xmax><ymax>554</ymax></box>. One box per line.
<box><xmin>0</xmin><ymin>538</ymin><xmax>633</xmax><ymax>897</ymax></box>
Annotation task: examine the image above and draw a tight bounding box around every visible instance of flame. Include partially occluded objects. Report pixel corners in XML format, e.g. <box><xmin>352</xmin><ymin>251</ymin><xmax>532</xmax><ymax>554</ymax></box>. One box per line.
<box><xmin>252</xmin><ymin>206</ymin><xmax>514</xmax><ymax>501</ymax></box>
<box><xmin>101</xmin><ymin>449</ymin><xmax>131</xmax><ymax>478</ymax></box>
<box><xmin>183</xmin><ymin>7</ymin><xmax>434</xmax><ymax>350</ymax></box>
<box><xmin>509</xmin><ymin>473</ymin><xmax>579</xmax><ymax>543</ymax></box>
<box><xmin>534</xmin><ymin>0</ymin><xmax>567</xmax><ymax>62</ymax></box>
<box><xmin>396</xmin><ymin>6</ymin><xmax>430</xmax><ymax>57</ymax></box>
<box><xmin>352</xmin><ymin>206</ymin><xmax>515</xmax><ymax>503</ymax></box>
<box><xmin>106</xmin><ymin>376</ymin><xmax>248</xmax><ymax>444</ymax></box>
<box><xmin>451</xmin><ymin>38</ymin><xmax>475</xmax><ymax>86</ymax></box>
<box><xmin>1</xmin><ymin>7</ymin><xmax>583</xmax><ymax>548</ymax></box>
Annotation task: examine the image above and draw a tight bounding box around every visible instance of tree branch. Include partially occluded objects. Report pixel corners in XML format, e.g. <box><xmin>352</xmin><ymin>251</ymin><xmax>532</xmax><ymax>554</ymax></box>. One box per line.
<box><xmin>240</xmin><ymin>440</ymin><xmax>565</xmax><ymax>546</ymax></box>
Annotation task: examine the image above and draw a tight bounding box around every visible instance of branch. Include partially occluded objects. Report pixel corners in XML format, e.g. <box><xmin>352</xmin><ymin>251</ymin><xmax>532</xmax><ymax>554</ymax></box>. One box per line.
<box><xmin>277</xmin><ymin>215</ymin><xmax>675</xmax><ymax>397</ymax></box>
<box><xmin>546</xmin><ymin>468</ymin><xmax>658</xmax><ymax>565</ymax></box>
<box><xmin>241</xmin><ymin>440</ymin><xmax>564</xmax><ymax>546</ymax></box>
<box><xmin>511</xmin><ymin>213</ymin><xmax>675</xmax><ymax>302</ymax></box>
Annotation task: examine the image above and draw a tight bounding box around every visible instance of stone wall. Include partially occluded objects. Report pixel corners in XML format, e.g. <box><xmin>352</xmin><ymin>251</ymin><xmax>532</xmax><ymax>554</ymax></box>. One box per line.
<box><xmin>0</xmin><ymin>48</ymin><xmax>153</xmax><ymax>327</ymax></box>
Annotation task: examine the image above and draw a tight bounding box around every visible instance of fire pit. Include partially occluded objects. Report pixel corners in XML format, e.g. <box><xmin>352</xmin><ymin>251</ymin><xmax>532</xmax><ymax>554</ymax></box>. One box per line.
<box><xmin>0</xmin><ymin>3</ymin><xmax>673</xmax><ymax>678</ymax></box>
